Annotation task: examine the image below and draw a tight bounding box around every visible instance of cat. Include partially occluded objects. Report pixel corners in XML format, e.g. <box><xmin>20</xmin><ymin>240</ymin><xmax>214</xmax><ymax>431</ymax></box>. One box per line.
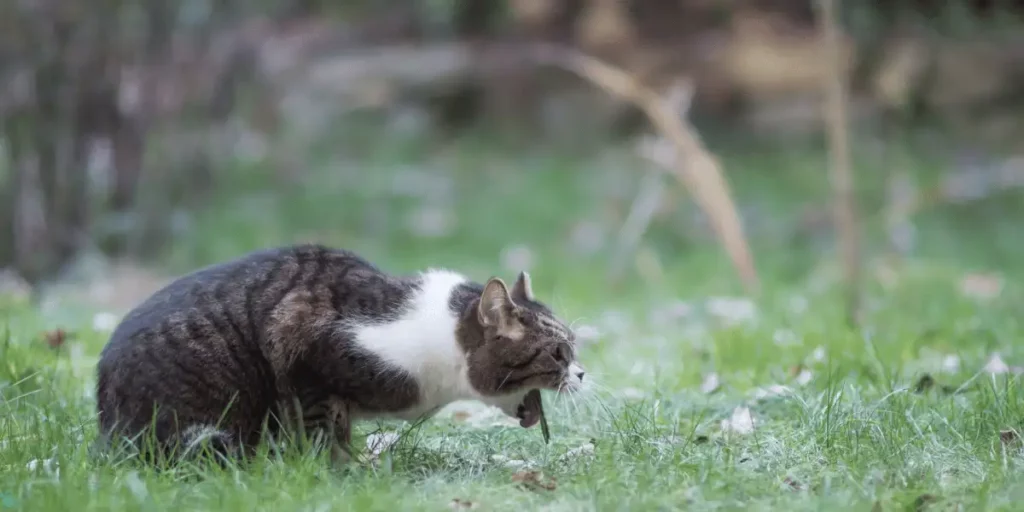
<box><xmin>95</xmin><ymin>244</ymin><xmax>584</xmax><ymax>463</ymax></box>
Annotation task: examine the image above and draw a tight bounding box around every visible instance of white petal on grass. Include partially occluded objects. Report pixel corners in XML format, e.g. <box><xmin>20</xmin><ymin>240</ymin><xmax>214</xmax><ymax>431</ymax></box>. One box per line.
<box><xmin>720</xmin><ymin>407</ymin><xmax>755</xmax><ymax>435</ymax></box>
<box><xmin>366</xmin><ymin>432</ymin><xmax>401</xmax><ymax>458</ymax></box>
<box><xmin>700</xmin><ymin>372</ymin><xmax>721</xmax><ymax>394</ymax></box>
<box><xmin>705</xmin><ymin>297</ymin><xmax>758</xmax><ymax>325</ymax></box>
<box><xmin>795</xmin><ymin>369</ymin><xmax>813</xmax><ymax>386</ymax></box>
<box><xmin>942</xmin><ymin>354</ymin><xmax>961</xmax><ymax>374</ymax></box>
<box><xmin>752</xmin><ymin>384</ymin><xmax>793</xmax><ymax>400</ymax></box>
<box><xmin>984</xmin><ymin>353</ymin><xmax>1010</xmax><ymax>375</ymax></box>
<box><xmin>26</xmin><ymin>457</ymin><xmax>58</xmax><ymax>477</ymax></box>
<box><xmin>558</xmin><ymin>442</ymin><xmax>596</xmax><ymax>462</ymax></box>
<box><xmin>811</xmin><ymin>346</ymin><xmax>827</xmax><ymax>363</ymax></box>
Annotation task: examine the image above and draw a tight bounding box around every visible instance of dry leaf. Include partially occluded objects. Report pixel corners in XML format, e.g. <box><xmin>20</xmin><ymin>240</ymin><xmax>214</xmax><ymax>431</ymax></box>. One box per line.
<box><xmin>720</xmin><ymin>406</ymin><xmax>755</xmax><ymax>435</ymax></box>
<box><xmin>913</xmin><ymin>493</ymin><xmax>938</xmax><ymax>511</ymax></box>
<box><xmin>537</xmin><ymin>47</ymin><xmax>759</xmax><ymax>292</ymax></box>
<box><xmin>1000</xmin><ymin>429</ymin><xmax>1020</xmax><ymax>445</ymax></box>
<box><xmin>449</xmin><ymin>498</ymin><xmax>476</xmax><ymax>510</ymax></box>
<box><xmin>700</xmin><ymin>372</ymin><xmax>721</xmax><ymax>394</ymax></box>
<box><xmin>984</xmin><ymin>353</ymin><xmax>1010</xmax><ymax>375</ymax></box>
<box><xmin>559</xmin><ymin>442</ymin><xmax>595</xmax><ymax>462</ymax></box>
<box><xmin>43</xmin><ymin>329</ymin><xmax>68</xmax><ymax>349</ymax></box>
<box><xmin>511</xmin><ymin>470</ymin><xmax>557</xmax><ymax>491</ymax></box>
<box><xmin>783</xmin><ymin>476</ymin><xmax>804</xmax><ymax>491</ymax></box>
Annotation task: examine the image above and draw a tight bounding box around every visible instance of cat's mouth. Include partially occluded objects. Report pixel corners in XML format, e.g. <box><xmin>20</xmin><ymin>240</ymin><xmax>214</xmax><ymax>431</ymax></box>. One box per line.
<box><xmin>515</xmin><ymin>389</ymin><xmax>543</xmax><ymax>428</ymax></box>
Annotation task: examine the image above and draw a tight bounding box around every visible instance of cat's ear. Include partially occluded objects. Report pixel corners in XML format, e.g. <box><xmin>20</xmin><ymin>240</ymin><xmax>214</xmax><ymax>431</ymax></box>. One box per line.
<box><xmin>478</xmin><ymin>277</ymin><xmax>516</xmax><ymax>328</ymax></box>
<box><xmin>511</xmin><ymin>271</ymin><xmax>534</xmax><ymax>302</ymax></box>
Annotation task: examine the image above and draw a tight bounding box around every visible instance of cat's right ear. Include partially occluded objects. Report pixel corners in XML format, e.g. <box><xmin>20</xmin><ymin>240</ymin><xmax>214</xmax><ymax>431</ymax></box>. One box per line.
<box><xmin>478</xmin><ymin>277</ymin><xmax>515</xmax><ymax>328</ymax></box>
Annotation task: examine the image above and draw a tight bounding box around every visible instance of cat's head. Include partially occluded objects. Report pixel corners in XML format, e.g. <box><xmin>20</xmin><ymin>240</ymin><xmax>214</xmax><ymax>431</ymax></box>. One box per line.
<box><xmin>458</xmin><ymin>272</ymin><xmax>584</xmax><ymax>428</ymax></box>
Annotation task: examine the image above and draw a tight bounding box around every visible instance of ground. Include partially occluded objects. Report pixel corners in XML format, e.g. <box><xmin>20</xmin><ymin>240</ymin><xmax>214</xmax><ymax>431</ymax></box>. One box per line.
<box><xmin>2</xmin><ymin>131</ymin><xmax>1024</xmax><ymax>511</ymax></box>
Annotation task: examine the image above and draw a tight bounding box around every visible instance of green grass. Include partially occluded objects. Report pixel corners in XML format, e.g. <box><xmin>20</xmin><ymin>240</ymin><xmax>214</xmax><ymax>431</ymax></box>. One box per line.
<box><xmin>3</xmin><ymin>131</ymin><xmax>1024</xmax><ymax>511</ymax></box>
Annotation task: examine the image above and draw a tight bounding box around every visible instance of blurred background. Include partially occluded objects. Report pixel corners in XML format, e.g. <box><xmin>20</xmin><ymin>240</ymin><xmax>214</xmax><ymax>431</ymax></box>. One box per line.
<box><xmin>2</xmin><ymin>0</ymin><xmax>1023</xmax><ymax>320</ymax></box>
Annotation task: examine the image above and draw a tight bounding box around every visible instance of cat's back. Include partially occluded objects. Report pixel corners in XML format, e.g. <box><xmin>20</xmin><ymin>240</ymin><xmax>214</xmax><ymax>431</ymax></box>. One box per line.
<box><xmin>102</xmin><ymin>244</ymin><xmax>379</xmax><ymax>355</ymax></box>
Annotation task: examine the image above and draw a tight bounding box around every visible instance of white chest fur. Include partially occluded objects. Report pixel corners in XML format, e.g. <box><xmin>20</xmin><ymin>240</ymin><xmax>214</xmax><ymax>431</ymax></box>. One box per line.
<box><xmin>346</xmin><ymin>269</ymin><xmax>482</xmax><ymax>420</ymax></box>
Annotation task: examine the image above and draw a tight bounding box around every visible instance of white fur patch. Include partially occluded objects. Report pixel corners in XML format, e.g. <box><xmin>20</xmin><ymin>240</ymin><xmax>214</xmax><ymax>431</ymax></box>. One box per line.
<box><xmin>347</xmin><ymin>269</ymin><xmax>482</xmax><ymax>420</ymax></box>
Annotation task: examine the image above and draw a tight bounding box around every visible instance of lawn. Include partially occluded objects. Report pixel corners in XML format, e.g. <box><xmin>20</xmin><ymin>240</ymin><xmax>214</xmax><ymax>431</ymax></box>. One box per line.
<box><xmin>2</xmin><ymin>132</ymin><xmax>1024</xmax><ymax>511</ymax></box>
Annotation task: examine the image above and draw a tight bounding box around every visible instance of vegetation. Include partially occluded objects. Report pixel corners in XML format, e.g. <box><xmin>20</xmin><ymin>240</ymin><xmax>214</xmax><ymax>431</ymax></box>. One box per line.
<box><xmin>3</xmin><ymin>130</ymin><xmax>1024</xmax><ymax>510</ymax></box>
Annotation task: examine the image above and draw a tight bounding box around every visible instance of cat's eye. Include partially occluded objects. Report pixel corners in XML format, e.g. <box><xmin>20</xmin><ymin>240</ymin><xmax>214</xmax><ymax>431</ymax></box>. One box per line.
<box><xmin>553</xmin><ymin>344</ymin><xmax>569</xmax><ymax>364</ymax></box>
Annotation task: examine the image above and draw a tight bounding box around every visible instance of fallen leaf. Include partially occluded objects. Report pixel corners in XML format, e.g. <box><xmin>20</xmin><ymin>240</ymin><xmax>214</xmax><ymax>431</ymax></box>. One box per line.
<box><xmin>559</xmin><ymin>442</ymin><xmax>595</xmax><ymax>462</ymax></box>
<box><xmin>720</xmin><ymin>406</ymin><xmax>755</xmax><ymax>435</ymax></box>
<box><xmin>913</xmin><ymin>374</ymin><xmax>935</xmax><ymax>393</ymax></box>
<box><xmin>511</xmin><ymin>470</ymin><xmax>557</xmax><ymax>491</ymax></box>
<box><xmin>452</xmin><ymin>411</ymin><xmax>472</xmax><ymax>422</ymax></box>
<box><xmin>449</xmin><ymin>498</ymin><xmax>476</xmax><ymax>510</ymax></box>
<box><xmin>752</xmin><ymin>385</ymin><xmax>792</xmax><ymax>400</ymax></box>
<box><xmin>365</xmin><ymin>432</ymin><xmax>400</xmax><ymax>459</ymax></box>
<box><xmin>783</xmin><ymin>476</ymin><xmax>803</xmax><ymax>491</ymax></box>
<box><xmin>700</xmin><ymin>372</ymin><xmax>721</xmax><ymax>394</ymax></box>
<box><xmin>959</xmin><ymin>273</ymin><xmax>1002</xmax><ymax>300</ymax></box>
<box><xmin>913</xmin><ymin>493</ymin><xmax>938</xmax><ymax>511</ymax></box>
<box><xmin>1000</xmin><ymin>429</ymin><xmax>1020</xmax><ymax>445</ymax></box>
<box><xmin>984</xmin><ymin>353</ymin><xmax>1010</xmax><ymax>375</ymax></box>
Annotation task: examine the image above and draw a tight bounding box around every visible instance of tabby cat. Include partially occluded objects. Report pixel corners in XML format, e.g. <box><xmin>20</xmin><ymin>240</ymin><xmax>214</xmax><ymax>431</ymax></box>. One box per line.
<box><xmin>95</xmin><ymin>244</ymin><xmax>584</xmax><ymax>461</ymax></box>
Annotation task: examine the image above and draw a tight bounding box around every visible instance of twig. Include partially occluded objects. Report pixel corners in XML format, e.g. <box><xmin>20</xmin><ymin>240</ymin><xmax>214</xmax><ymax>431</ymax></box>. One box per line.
<box><xmin>533</xmin><ymin>45</ymin><xmax>759</xmax><ymax>293</ymax></box>
<box><xmin>609</xmin><ymin>142</ymin><xmax>667</xmax><ymax>282</ymax></box>
<box><xmin>817</xmin><ymin>0</ymin><xmax>862</xmax><ymax>326</ymax></box>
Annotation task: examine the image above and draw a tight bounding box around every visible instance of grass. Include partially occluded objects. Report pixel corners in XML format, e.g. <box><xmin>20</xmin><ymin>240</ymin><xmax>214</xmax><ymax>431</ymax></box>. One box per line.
<box><xmin>3</xmin><ymin>127</ymin><xmax>1024</xmax><ymax>511</ymax></box>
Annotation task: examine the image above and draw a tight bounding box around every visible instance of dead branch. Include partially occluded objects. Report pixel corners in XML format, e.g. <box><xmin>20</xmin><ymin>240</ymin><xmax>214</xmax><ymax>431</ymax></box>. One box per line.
<box><xmin>817</xmin><ymin>0</ymin><xmax>862</xmax><ymax>326</ymax></box>
<box><xmin>534</xmin><ymin>45</ymin><xmax>759</xmax><ymax>293</ymax></box>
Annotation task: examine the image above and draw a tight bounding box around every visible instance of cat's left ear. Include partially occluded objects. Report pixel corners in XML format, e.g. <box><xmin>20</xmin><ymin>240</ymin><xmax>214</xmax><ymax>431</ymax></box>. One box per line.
<box><xmin>511</xmin><ymin>271</ymin><xmax>534</xmax><ymax>302</ymax></box>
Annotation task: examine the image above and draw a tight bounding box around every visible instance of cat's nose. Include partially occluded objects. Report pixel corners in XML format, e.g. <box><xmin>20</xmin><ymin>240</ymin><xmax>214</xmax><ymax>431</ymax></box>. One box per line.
<box><xmin>575</xmin><ymin>371</ymin><xmax>585</xmax><ymax>382</ymax></box>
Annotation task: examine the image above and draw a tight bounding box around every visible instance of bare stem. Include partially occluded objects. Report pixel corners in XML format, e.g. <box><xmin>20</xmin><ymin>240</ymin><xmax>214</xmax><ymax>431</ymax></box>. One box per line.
<box><xmin>817</xmin><ymin>0</ymin><xmax>862</xmax><ymax>325</ymax></box>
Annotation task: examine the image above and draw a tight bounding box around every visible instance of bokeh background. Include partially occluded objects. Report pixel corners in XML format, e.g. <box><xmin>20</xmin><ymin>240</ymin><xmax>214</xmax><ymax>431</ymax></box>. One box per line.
<box><xmin>1</xmin><ymin>0</ymin><xmax>1022</xmax><ymax>326</ymax></box>
<box><xmin>6</xmin><ymin>2</ymin><xmax>1024</xmax><ymax>509</ymax></box>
